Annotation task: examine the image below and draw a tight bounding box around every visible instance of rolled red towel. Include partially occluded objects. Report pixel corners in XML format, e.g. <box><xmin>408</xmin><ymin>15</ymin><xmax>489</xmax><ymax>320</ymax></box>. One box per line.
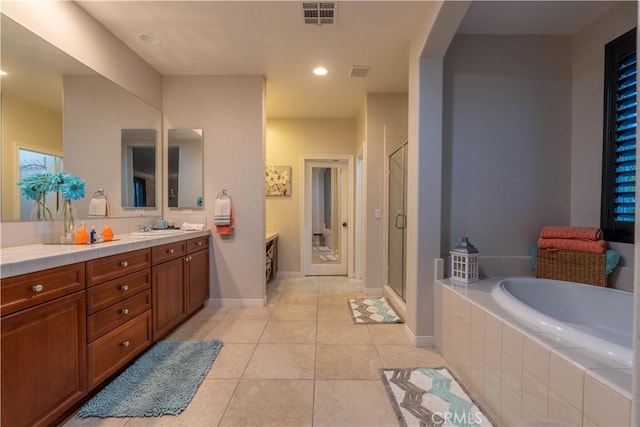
<box><xmin>539</xmin><ymin>226</ymin><xmax>603</xmax><ymax>241</ymax></box>
<box><xmin>537</xmin><ymin>238</ymin><xmax>607</xmax><ymax>254</ymax></box>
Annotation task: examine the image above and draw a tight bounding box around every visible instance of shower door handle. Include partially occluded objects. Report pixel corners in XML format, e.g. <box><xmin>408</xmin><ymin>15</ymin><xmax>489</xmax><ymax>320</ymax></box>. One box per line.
<box><xmin>395</xmin><ymin>213</ymin><xmax>406</xmax><ymax>229</ymax></box>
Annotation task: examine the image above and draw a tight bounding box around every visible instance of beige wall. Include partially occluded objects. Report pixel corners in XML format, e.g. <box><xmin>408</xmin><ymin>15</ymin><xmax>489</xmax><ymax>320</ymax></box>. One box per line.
<box><xmin>2</xmin><ymin>3</ymin><xmax>162</xmax><ymax>109</ymax></box>
<box><xmin>570</xmin><ymin>1</ymin><xmax>637</xmax><ymax>290</ymax></box>
<box><xmin>363</xmin><ymin>93</ymin><xmax>408</xmax><ymax>293</ymax></box>
<box><xmin>266</xmin><ymin>118</ymin><xmax>357</xmax><ymax>274</ymax></box>
<box><xmin>1</xmin><ymin>94</ymin><xmax>62</xmax><ymax>220</ymax></box>
<box><xmin>163</xmin><ymin>76</ymin><xmax>266</xmax><ymax>304</ymax></box>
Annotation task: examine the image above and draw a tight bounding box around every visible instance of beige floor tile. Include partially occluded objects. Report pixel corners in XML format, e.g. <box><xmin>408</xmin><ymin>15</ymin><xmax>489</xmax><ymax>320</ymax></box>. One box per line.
<box><xmin>265</xmin><ymin>288</ymin><xmax>282</xmax><ymax>304</ymax></box>
<box><xmin>282</xmin><ymin>280</ymin><xmax>319</xmax><ymax>294</ymax></box>
<box><xmin>63</xmin><ymin>416</ymin><xmax>128</xmax><ymax>426</ymax></box>
<box><xmin>219</xmin><ymin>379</ymin><xmax>313</xmax><ymax>426</ymax></box>
<box><xmin>277</xmin><ymin>292</ymin><xmax>319</xmax><ymax>305</ymax></box>
<box><xmin>243</xmin><ymin>344</ymin><xmax>316</xmax><ymax>379</ymax></box>
<box><xmin>318</xmin><ymin>292</ymin><xmax>365</xmax><ymax>305</ymax></box>
<box><xmin>223</xmin><ymin>306</ymin><xmax>274</xmax><ymax>320</ymax></box>
<box><xmin>318</xmin><ymin>304</ymin><xmax>353</xmax><ymax>321</ymax></box>
<box><xmin>260</xmin><ymin>320</ymin><xmax>317</xmax><ymax>344</ymax></box>
<box><xmin>376</xmin><ymin>344</ymin><xmax>447</xmax><ymax>368</ymax></box>
<box><xmin>318</xmin><ymin>279</ymin><xmax>361</xmax><ymax>293</ymax></box>
<box><xmin>313</xmin><ymin>380</ymin><xmax>398</xmax><ymax>426</ymax></box>
<box><xmin>190</xmin><ymin>306</ymin><xmax>231</xmax><ymax>321</ymax></box>
<box><xmin>207</xmin><ymin>344</ymin><xmax>256</xmax><ymax>379</ymax></box>
<box><xmin>271</xmin><ymin>304</ymin><xmax>318</xmax><ymax>320</ymax></box>
<box><xmin>367</xmin><ymin>323</ymin><xmax>411</xmax><ymax>345</ymax></box>
<box><xmin>124</xmin><ymin>379</ymin><xmax>238</xmax><ymax>426</ymax></box>
<box><xmin>204</xmin><ymin>320</ymin><xmax>267</xmax><ymax>343</ymax></box>
<box><xmin>316</xmin><ymin>344</ymin><xmax>383</xmax><ymax>380</ymax></box>
<box><xmin>317</xmin><ymin>320</ymin><xmax>373</xmax><ymax>344</ymax></box>
<box><xmin>164</xmin><ymin>318</ymin><xmax>218</xmax><ymax>342</ymax></box>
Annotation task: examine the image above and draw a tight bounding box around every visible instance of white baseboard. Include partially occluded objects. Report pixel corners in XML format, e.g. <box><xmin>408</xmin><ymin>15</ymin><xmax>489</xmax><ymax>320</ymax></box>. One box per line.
<box><xmin>207</xmin><ymin>298</ymin><xmax>266</xmax><ymax>307</ymax></box>
<box><xmin>404</xmin><ymin>324</ymin><xmax>435</xmax><ymax>348</ymax></box>
<box><xmin>277</xmin><ymin>271</ymin><xmax>302</xmax><ymax>278</ymax></box>
<box><xmin>364</xmin><ymin>287</ymin><xmax>384</xmax><ymax>296</ymax></box>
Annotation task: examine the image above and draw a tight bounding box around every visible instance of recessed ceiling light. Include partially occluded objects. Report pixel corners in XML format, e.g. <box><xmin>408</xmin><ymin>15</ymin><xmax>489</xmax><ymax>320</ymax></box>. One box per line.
<box><xmin>138</xmin><ymin>32</ymin><xmax>161</xmax><ymax>45</ymax></box>
<box><xmin>0</xmin><ymin>70</ymin><xmax>7</xmax><ymax>76</ymax></box>
<box><xmin>313</xmin><ymin>67</ymin><xmax>328</xmax><ymax>76</ymax></box>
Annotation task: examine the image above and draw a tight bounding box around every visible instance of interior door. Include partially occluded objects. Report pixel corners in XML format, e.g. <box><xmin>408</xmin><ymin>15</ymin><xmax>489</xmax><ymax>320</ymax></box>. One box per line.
<box><xmin>304</xmin><ymin>159</ymin><xmax>349</xmax><ymax>275</ymax></box>
<box><xmin>388</xmin><ymin>143</ymin><xmax>407</xmax><ymax>300</ymax></box>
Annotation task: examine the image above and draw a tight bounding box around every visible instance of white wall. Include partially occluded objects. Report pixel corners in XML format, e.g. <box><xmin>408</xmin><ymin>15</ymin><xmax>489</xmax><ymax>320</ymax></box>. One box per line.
<box><xmin>571</xmin><ymin>1</ymin><xmax>637</xmax><ymax>290</ymax></box>
<box><xmin>266</xmin><ymin>119</ymin><xmax>357</xmax><ymax>274</ymax></box>
<box><xmin>163</xmin><ymin>76</ymin><xmax>266</xmax><ymax>304</ymax></box>
<box><xmin>442</xmin><ymin>34</ymin><xmax>573</xmax><ymax>257</ymax></box>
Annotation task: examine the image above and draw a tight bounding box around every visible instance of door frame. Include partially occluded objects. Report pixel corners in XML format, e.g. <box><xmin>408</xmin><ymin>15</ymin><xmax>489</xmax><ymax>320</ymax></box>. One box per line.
<box><xmin>301</xmin><ymin>154</ymin><xmax>354</xmax><ymax>276</ymax></box>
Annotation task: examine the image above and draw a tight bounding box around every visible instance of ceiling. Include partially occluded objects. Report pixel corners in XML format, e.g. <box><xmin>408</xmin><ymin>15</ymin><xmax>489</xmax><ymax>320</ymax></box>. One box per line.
<box><xmin>75</xmin><ymin>1</ymin><xmax>622</xmax><ymax>119</ymax></box>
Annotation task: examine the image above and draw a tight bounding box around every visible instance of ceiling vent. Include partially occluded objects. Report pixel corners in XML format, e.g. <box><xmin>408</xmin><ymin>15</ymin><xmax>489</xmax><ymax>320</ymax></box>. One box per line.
<box><xmin>350</xmin><ymin>65</ymin><xmax>371</xmax><ymax>78</ymax></box>
<box><xmin>302</xmin><ymin>2</ymin><xmax>336</xmax><ymax>25</ymax></box>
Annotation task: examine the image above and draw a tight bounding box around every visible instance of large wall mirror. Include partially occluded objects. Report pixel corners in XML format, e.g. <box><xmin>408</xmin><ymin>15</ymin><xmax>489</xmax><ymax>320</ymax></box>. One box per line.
<box><xmin>167</xmin><ymin>129</ymin><xmax>204</xmax><ymax>209</ymax></box>
<box><xmin>0</xmin><ymin>14</ymin><xmax>162</xmax><ymax>221</ymax></box>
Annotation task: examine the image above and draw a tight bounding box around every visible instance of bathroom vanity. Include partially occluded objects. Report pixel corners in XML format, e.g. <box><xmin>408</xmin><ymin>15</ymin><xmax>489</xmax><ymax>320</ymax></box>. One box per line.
<box><xmin>0</xmin><ymin>230</ymin><xmax>210</xmax><ymax>427</ymax></box>
<box><xmin>266</xmin><ymin>231</ymin><xmax>279</xmax><ymax>283</ymax></box>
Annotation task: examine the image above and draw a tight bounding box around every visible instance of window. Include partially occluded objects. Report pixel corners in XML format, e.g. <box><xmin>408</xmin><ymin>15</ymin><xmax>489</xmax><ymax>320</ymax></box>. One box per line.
<box><xmin>601</xmin><ymin>28</ymin><xmax>637</xmax><ymax>243</ymax></box>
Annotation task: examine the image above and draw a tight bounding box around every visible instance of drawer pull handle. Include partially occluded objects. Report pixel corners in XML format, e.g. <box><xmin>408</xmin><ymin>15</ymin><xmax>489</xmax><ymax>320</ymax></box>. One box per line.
<box><xmin>197</xmin><ymin>241</ymin><xmax>203</xmax><ymax>246</ymax></box>
<box><xmin>32</xmin><ymin>284</ymin><xmax>44</xmax><ymax>292</ymax></box>
<box><xmin>120</xmin><ymin>285</ymin><xmax>129</xmax><ymax>292</ymax></box>
<box><xmin>185</xmin><ymin>256</ymin><xmax>192</xmax><ymax>262</ymax></box>
<box><xmin>120</xmin><ymin>261</ymin><xmax>129</xmax><ymax>267</ymax></box>
<box><xmin>168</xmin><ymin>249</ymin><xmax>174</xmax><ymax>254</ymax></box>
<box><xmin>121</xmin><ymin>308</ymin><xmax>129</xmax><ymax>315</ymax></box>
<box><xmin>122</xmin><ymin>341</ymin><xmax>130</xmax><ymax>348</ymax></box>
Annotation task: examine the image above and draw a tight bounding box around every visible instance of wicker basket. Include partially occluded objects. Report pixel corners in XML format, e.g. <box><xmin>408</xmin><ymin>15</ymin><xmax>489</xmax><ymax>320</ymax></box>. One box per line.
<box><xmin>535</xmin><ymin>248</ymin><xmax>607</xmax><ymax>287</ymax></box>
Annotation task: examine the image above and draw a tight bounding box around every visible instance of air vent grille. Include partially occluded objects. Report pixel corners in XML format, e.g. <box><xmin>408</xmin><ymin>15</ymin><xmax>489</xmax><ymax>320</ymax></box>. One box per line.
<box><xmin>302</xmin><ymin>2</ymin><xmax>336</xmax><ymax>25</ymax></box>
<box><xmin>350</xmin><ymin>65</ymin><xmax>371</xmax><ymax>78</ymax></box>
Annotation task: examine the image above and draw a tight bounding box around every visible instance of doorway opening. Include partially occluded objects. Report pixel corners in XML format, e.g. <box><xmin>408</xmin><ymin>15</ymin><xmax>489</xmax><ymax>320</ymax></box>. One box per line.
<box><xmin>301</xmin><ymin>155</ymin><xmax>353</xmax><ymax>276</ymax></box>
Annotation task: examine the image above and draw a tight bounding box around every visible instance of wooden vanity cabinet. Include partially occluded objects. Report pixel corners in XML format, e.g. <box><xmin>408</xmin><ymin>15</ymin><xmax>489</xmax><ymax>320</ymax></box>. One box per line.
<box><xmin>186</xmin><ymin>237</ymin><xmax>210</xmax><ymax>313</ymax></box>
<box><xmin>86</xmin><ymin>250</ymin><xmax>152</xmax><ymax>390</ymax></box>
<box><xmin>152</xmin><ymin>237</ymin><xmax>209</xmax><ymax>340</ymax></box>
<box><xmin>1</xmin><ymin>270</ymin><xmax>86</xmax><ymax>427</ymax></box>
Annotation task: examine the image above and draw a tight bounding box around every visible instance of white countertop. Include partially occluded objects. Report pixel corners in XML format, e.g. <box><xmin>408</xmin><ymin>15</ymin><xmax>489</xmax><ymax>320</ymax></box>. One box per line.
<box><xmin>266</xmin><ymin>232</ymin><xmax>279</xmax><ymax>242</ymax></box>
<box><xmin>1</xmin><ymin>229</ymin><xmax>211</xmax><ymax>279</ymax></box>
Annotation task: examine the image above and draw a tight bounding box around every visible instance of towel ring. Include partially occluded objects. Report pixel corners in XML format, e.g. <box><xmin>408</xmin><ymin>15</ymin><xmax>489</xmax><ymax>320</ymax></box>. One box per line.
<box><xmin>217</xmin><ymin>189</ymin><xmax>231</xmax><ymax>200</ymax></box>
<box><xmin>92</xmin><ymin>188</ymin><xmax>108</xmax><ymax>199</ymax></box>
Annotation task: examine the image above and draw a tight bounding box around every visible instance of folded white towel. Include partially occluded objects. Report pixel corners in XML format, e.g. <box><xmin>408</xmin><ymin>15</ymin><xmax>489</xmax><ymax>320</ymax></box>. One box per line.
<box><xmin>182</xmin><ymin>222</ymin><xmax>205</xmax><ymax>231</ymax></box>
<box><xmin>214</xmin><ymin>198</ymin><xmax>232</xmax><ymax>225</ymax></box>
<box><xmin>88</xmin><ymin>198</ymin><xmax>107</xmax><ymax>216</ymax></box>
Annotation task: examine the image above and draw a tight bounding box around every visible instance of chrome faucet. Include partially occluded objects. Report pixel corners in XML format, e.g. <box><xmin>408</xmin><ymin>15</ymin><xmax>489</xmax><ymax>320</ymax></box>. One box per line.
<box><xmin>138</xmin><ymin>224</ymin><xmax>155</xmax><ymax>232</ymax></box>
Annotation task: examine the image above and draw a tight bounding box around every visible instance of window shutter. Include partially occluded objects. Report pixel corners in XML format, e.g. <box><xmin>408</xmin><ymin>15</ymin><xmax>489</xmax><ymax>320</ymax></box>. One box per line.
<box><xmin>601</xmin><ymin>27</ymin><xmax>636</xmax><ymax>243</ymax></box>
<box><xmin>613</xmin><ymin>52</ymin><xmax>637</xmax><ymax>223</ymax></box>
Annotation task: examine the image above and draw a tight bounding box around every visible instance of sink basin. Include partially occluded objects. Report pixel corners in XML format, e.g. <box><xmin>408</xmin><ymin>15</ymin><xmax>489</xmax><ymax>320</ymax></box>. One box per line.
<box><xmin>131</xmin><ymin>229</ymin><xmax>186</xmax><ymax>236</ymax></box>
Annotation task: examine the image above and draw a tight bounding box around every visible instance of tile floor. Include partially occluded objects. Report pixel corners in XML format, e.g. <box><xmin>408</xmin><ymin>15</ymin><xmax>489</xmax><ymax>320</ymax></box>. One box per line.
<box><xmin>65</xmin><ymin>276</ymin><xmax>447</xmax><ymax>426</ymax></box>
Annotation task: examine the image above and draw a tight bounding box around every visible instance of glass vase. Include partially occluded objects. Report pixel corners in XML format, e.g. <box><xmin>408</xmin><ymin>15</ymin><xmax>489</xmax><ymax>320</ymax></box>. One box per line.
<box><xmin>57</xmin><ymin>198</ymin><xmax>78</xmax><ymax>243</ymax></box>
<box><xmin>30</xmin><ymin>192</ymin><xmax>53</xmax><ymax>221</ymax></box>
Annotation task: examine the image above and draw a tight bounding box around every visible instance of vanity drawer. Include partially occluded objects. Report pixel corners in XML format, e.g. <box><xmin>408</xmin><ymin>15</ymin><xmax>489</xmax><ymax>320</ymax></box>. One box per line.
<box><xmin>152</xmin><ymin>241</ymin><xmax>187</xmax><ymax>265</ymax></box>
<box><xmin>87</xmin><ymin>290</ymin><xmax>151</xmax><ymax>343</ymax></box>
<box><xmin>87</xmin><ymin>310</ymin><xmax>152</xmax><ymax>389</ymax></box>
<box><xmin>86</xmin><ymin>270</ymin><xmax>151</xmax><ymax>314</ymax></box>
<box><xmin>187</xmin><ymin>236</ymin><xmax>209</xmax><ymax>253</ymax></box>
<box><xmin>1</xmin><ymin>263</ymin><xmax>85</xmax><ymax>316</ymax></box>
<box><xmin>86</xmin><ymin>249</ymin><xmax>150</xmax><ymax>286</ymax></box>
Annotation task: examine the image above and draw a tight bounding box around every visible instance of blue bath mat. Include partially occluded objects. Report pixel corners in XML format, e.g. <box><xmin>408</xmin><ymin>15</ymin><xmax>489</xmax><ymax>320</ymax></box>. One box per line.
<box><xmin>381</xmin><ymin>367</ymin><xmax>495</xmax><ymax>426</ymax></box>
<box><xmin>77</xmin><ymin>340</ymin><xmax>223</xmax><ymax>418</ymax></box>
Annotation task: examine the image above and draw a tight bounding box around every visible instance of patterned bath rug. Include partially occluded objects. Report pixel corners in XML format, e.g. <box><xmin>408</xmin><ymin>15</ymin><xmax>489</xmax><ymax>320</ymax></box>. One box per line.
<box><xmin>348</xmin><ymin>297</ymin><xmax>403</xmax><ymax>324</ymax></box>
<box><xmin>76</xmin><ymin>340</ymin><xmax>224</xmax><ymax>418</ymax></box>
<box><xmin>381</xmin><ymin>367</ymin><xmax>495</xmax><ymax>427</ymax></box>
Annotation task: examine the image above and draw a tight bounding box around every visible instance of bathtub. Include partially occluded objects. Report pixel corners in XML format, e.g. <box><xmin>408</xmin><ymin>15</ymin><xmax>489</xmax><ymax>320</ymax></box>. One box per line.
<box><xmin>492</xmin><ymin>277</ymin><xmax>633</xmax><ymax>367</ymax></box>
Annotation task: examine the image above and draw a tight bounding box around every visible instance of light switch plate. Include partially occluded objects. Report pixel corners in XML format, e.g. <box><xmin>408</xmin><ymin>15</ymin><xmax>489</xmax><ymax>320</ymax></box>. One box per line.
<box><xmin>374</xmin><ymin>209</ymin><xmax>382</xmax><ymax>219</ymax></box>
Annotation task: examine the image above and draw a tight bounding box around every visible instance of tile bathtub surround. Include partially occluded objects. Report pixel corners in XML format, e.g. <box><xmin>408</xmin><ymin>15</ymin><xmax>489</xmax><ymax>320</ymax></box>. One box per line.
<box><xmin>436</xmin><ymin>280</ymin><xmax>632</xmax><ymax>426</ymax></box>
<box><xmin>64</xmin><ymin>276</ymin><xmax>448</xmax><ymax>426</ymax></box>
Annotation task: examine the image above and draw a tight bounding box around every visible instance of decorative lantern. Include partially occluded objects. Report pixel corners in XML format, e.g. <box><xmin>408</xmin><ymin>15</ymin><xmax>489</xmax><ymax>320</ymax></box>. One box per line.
<box><xmin>450</xmin><ymin>237</ymin><xmax>479</xmax><ymax>283</ymax></box>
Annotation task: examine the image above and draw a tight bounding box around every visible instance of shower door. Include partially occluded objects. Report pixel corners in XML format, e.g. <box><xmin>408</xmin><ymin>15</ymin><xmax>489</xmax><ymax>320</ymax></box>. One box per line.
<box><xmin>388</xmin><ymin>143</ymin><xmax>407</xmax><ymax>300</ymax></box>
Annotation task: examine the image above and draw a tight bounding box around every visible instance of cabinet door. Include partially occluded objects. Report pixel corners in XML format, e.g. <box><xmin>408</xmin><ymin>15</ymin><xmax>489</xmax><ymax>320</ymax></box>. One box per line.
<box><xmin>187</xmin><ymin>249</ymin><xmax>209</xmax><ymax>314</ymax></box>
<box><xmin>152</xmin><ymin>257</ymin><xmax>187</xmax><ymax>340</ymax></box>
<box><xmin>1</xmin><ymin>291</ymin><xmax>86</xmax><ymax>427</ymax></box>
